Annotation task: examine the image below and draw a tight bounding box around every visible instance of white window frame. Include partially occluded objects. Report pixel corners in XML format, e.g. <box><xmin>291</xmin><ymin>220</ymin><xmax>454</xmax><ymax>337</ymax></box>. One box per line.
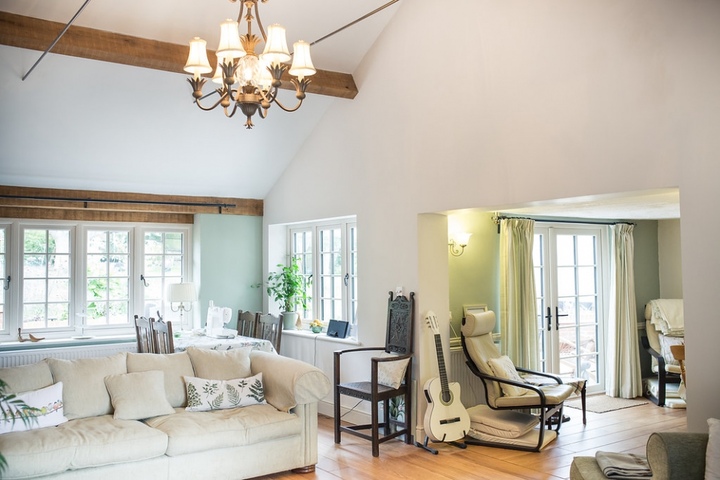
<box><xmin>0</xmin><ymin>219</ymin><xmax>192</xmax><ymax>341</ymax></box>
<box><xmin>288</xmin><ymin>217</ymin><xmax>357</xmax><ymax>327</ymax></box>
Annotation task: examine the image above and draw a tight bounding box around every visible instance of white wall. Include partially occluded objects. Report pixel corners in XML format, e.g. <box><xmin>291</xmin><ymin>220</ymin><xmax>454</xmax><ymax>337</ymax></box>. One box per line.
<box><xmin>265</xmin><ymin>0</ymin><xmax>720</xmax><ymax>432</ymax></box>
<box><xmin>658</xmin><ymin>219</ymin><xmax>683</xmax><ymax>298</ymax></box>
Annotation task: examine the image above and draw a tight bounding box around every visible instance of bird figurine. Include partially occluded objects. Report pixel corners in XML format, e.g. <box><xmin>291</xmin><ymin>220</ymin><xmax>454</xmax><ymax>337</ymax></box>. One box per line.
<box><xmin>17</xmin><ymin>328</ymin><xmax>44</xmax><ymax>342</ymax></box>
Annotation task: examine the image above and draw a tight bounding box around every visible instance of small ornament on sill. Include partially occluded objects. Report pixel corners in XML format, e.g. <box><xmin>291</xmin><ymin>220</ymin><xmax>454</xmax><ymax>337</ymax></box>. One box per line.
<box><xmin>309</xmin><ymin>319</ymin><xmax>323</xmax><ymax>334</ymax></box>
<box><xmin>296</xmin><ymin>316</ymin><xmax>303</xmax><ymax>329</ymax></box>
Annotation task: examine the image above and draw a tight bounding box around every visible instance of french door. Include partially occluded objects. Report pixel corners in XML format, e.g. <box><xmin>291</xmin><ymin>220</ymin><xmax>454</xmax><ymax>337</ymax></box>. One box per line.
<box><xmin>534</xmin><ymin>225</ymin><xmax>606</xmax><ymax>393</ymax></box>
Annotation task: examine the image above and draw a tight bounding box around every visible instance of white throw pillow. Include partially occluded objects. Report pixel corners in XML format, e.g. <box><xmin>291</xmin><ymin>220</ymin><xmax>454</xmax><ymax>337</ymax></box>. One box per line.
<box><xmin>487</xmin><ymin>356</ymin><xmax>528</xmax><ymax>397</ymax></box>
<box><xmin>707</xmin><ymin>418</ymin><xmax>720</xmax><ymax>480</ymax></box>
<box><xmin>186</xmin><ymin>347</ymin><xmax>252</xmax><ymax>380</ymax></box>
<box><xmin>377</xmin><ymin>352</ymin><xmax>410</xmax><ymax>389</ymax></box>
<box><xmin>184</xmin><ymin>372</ymin><xmax>266</xmax><ymax>412</ymax></box>
<box><xmin>0</xmin><ymin>382</ymin><xmax>68</xmax><ymax>434</ymax></box>
<box><xmin>104</xmin><ymin>371</ymin><xmax>175</xmax><ymax>420</ymax></box>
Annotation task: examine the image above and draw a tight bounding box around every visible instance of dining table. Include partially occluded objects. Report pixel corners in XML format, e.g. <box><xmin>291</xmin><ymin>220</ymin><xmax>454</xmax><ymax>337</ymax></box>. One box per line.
<box><xmin>173</xmin><ymin>330</ymin><xmax>276</xmax><ymax>354</ymax></box>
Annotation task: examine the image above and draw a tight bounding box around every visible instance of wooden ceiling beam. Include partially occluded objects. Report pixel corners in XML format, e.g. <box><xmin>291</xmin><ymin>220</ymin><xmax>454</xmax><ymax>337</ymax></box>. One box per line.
<box><xmin>0</xmin><ymin>12</ymin><xmax>358</xmax><ymax>100</ymax></box>
<box><xmin>0</xmin><ymin>186</ymin><xmax>263</xmax><ymax>217</ymax></box>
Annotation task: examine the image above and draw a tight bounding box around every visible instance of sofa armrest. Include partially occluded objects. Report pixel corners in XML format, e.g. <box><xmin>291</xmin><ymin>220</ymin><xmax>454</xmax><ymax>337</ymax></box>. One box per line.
<box><xmin>250</xmin><ymin>351</ymin><xmax>330</xmax><ymax>412</ymax></box>
<box><xmin>646</xmin><ymin>432</ymin><xmax>708</xmax><ymax>480</ymax></box>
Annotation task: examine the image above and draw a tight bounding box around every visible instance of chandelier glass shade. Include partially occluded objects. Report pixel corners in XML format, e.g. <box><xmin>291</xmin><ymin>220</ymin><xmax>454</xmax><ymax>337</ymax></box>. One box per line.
<box><xmin>184</xmin><ymin>0</ymin><xmax>316</xmax><ymax>129</ymax></box>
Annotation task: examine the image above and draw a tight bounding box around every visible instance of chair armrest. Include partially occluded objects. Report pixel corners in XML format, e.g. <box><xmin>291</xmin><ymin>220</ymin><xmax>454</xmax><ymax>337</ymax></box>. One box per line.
<box><xmin>646</xmin><ymin>432</ymin><xmax>708</xmax><ymax>480</ymax></box>
<box><xmin>334</xmin><ymin>346</ymin><xmax>385</xmax><ymax>356</ymax></box>
<box><xmin>464</xmin><ymin>360</ymin><xmax>548</xmax><ymax>407</ymax></box>
<box><xmin>515</xmin><ymin>367</ymin><xmax>562</xmax><ymax>385</ymax></box>
<box><xmin>641</xmin><ymin>335</ymin><xmax>668</xmax><ymax>373</ymax></box>
<box><xmin>250</xmin><ymin>351</ymin><xmax>331</xmax><ymax>411</ymax></box>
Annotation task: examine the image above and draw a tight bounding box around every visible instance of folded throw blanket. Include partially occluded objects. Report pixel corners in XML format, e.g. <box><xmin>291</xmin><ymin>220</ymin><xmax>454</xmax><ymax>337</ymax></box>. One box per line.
<box><xmin>595</xmin><ymin>451</ymin><xmax>652</xmax><ymax>479</ymax></box>
<box><xmin>646</xmin><ymin>299</ymin><xmax>684</xmax><ymax>335</ymax></box>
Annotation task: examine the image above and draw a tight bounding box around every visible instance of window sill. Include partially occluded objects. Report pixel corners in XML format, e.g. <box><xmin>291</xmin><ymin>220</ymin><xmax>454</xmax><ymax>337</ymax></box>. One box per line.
<box><xmin>282</xmin><ymin>329</ymin><xmax>360</xmax><ymax>346</ymax></box>
<box><xmin>0</xmin><ymin>335</ymin><xmax>135</xmax><ymax>352</ymax></box>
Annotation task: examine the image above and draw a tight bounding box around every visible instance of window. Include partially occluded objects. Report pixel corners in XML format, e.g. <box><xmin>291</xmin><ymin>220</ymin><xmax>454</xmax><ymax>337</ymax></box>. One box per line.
<box><xmin>289</xmin><ymin>217</ymin><xmax>357</xmax><ymax>326</ymax></box>
<box><xmin>1</xmin><ymin>220</ymin><xmax>191</xmax><ymax>340</ymax></box>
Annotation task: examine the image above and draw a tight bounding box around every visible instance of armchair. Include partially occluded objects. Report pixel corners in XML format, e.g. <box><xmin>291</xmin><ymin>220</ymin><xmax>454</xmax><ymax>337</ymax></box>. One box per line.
<box><xmin>641</xmin><ymin>299</ymin><xmax>684</xmax><ymax>407</ymax></box>
<box><xmin>461</xmin><ymin>310</ymin><xmax>574</xmax><ymax>451</ymax></box>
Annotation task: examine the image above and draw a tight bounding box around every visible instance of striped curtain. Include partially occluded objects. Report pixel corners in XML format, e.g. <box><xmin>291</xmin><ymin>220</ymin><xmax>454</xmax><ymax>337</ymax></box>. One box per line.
<box><xmin>606</xmin><ymin>223</ymin><xmax>643</xmax><ymax>398</ymax></box>
<box><xmin>499</xmin><ymin>218</ymin><xmax>539</xmax><ymax>370</ymax></box>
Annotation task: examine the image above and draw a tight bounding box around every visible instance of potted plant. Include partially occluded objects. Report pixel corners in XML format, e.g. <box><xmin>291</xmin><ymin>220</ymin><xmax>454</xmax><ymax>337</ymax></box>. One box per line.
<box><xmin>266</xmin><ymin>257</ymin><xmax>310</xmax><ymax>330</ymax></box>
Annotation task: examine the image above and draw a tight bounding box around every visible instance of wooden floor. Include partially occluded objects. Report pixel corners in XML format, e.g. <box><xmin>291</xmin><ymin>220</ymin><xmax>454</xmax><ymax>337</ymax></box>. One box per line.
<box><xmin>254</xmin><ymin>398</ymin><xmax>687</xmax><ymax>480</ymax></box>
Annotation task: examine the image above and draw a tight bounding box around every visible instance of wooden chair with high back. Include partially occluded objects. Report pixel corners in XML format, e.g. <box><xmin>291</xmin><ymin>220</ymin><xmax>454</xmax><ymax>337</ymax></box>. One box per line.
<box><xmin>334</xmin><ymin>291</ymin><xmax>415</xmax><ymax>457</ymax></box>
<box><xmin>237</xmin><ymin>310</ymin><xmax>258</xmax><ymax>338</ymax></box>
<box><xmin>255</xmin><ymin>313</ymin><xmax>282</xmax><ymax>352</ymax></box>
<box><xmin>134</xmin><ymin>315</ymin><xmax>155</xmax><ymax>353</ymax></box>
<box><xmin>152</xmin><ymin>319</ymin><xmax>175</xmax><ymax>354</ymax></box>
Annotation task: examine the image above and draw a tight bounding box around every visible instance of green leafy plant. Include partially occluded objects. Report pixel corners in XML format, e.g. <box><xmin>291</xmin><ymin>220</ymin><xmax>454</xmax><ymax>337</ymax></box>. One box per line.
<box><xmin>266</xmin><ymin>257</ymin><xmax>310</xmax><ymax>313</ymax></box>
<box><xmin>0</xmin><ymin>379</ymin><xmax>40</xmax><ymax>473</ymax></box>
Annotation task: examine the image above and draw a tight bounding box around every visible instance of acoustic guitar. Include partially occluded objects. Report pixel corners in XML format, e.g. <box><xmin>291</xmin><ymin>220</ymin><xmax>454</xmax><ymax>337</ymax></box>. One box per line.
<box><xmin>422</xmin><ymin>311</ymin><xmax>470</xmax><ymax>443</ymax></box>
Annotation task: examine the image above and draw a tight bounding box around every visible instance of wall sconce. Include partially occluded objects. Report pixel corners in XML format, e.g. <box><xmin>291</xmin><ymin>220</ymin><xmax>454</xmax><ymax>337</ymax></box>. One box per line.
<box><xmin>449</xmin><ymin>232</ymin><xmax>472</xmax><ymax>257</ymax></box>
<box><xmin>167</xmin><ymin>282</ymin><xmax>197</xmax><ymax>331</ymax></box>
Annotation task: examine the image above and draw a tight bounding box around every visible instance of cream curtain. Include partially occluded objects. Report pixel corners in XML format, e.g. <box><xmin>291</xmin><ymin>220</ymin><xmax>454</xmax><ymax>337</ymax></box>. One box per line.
<box><xmin>606</xmin><ymin>223</ymin><xmax>643</xmax><ymax>398</ymax></box>
<box><xmin>499</xmin><ymin>218</ymin><xmax>539</xmax><ymax>370</ymax></box>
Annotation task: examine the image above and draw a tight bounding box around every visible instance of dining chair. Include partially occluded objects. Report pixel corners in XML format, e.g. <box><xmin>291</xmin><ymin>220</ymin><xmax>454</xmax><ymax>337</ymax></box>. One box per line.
<box><xmin>152</xmin><ymin>319</ymin><xmax>175</xmax><ymax>354</ymax></box>
<box><xmin>256</xmin><ymin>313</ymin><xmax>282</xmax><ymax>352</ymax></box>
<box><xmin>237</xmin><ymin>310</ymin><xmax>259</xmax><ymax>338</ymax></box>
<box><xmin>134</xmin><ymin>315</ymin><xmax>155</xmax><ymax>353</ymax></box>
<box><xmin>334</xmin><ymin>292</ymin><xmax>415</xmax><ymax>457</ymax></box>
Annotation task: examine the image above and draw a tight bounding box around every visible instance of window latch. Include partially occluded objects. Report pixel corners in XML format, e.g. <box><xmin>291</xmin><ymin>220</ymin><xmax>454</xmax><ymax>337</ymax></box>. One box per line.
<box><xmin>140</xmin><ymin>274</ymin><xmax>149</xmax><ymax>287</ymax></box>
<box><xmin>3</xmin><ymin>275</ymin><xmax>9</xmax><ymax>291</ymax></box>
<box><xmin>344</xmin><ymin>273</ymin><xmax>349</xmax><ymax>286</ymax></box>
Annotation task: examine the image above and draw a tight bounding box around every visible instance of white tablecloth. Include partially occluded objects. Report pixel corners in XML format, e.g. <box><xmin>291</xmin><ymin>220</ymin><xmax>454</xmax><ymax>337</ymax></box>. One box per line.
<box><xmin>174</xmin><ymin>332</ymin><xmax>276</xmax><ymax>354</ymax></box>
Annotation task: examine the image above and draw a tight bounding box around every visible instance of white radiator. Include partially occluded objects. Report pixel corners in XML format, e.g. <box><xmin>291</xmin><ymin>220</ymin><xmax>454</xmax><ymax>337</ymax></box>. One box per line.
<box><xmin>448</xmin><ymin>338</ymin><xmax>486</xmax><ymax>407</ymax></box>
<box><xmin>0</xmin><ymin>343</ymin><xmax>136</xmax><ymax>368</ymax></box>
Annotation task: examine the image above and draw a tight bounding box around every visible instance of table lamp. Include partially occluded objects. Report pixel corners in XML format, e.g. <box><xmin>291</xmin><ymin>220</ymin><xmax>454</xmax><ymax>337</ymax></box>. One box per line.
<box><xmin>167</xmin><ymin>282</ymin><xmax>196</xmax><ymax>331</ymax></box>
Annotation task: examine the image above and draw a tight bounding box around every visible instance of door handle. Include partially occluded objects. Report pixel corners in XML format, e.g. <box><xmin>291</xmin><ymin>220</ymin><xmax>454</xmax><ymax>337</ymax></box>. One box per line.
<box><xmin>555</xmin><ymin>306</ymin><xmax>568</xmax><ymax>330</ymax></box>
<box><xmin>545</xmin><ymin>306</ymin><xmax>552</xmax><ymax>331</ymax></box>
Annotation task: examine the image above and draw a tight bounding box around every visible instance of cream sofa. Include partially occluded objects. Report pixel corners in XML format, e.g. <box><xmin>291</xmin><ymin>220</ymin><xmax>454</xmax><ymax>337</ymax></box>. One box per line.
<box><xmin>0</xmin><ymin>347</ymin><xmax>331</xmax><ymax>479</ymax></box>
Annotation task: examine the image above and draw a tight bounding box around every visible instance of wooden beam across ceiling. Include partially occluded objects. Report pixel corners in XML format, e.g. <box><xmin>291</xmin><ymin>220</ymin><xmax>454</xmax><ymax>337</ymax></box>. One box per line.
<box><xmin>0</xmin><ymin>185</ymin><xmax>263</xmax><ymax>223</ymax></box>
<box><xmin>0</xmin><ymin>12</ymin><xmax>358</xmax><ymax>100</ymax></box>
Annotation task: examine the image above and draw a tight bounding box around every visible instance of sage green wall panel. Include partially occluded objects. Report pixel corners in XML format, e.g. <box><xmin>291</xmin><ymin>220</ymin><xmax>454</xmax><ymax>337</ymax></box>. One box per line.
<box><xmin>193</xmin><ymin>214</ymin><xmax>263</xmax><ymax>330</ymax></box>
<box><xmin>448</xmin><ymin>211</ymin><xmax>500</xmax><ymax>336</ymax></box>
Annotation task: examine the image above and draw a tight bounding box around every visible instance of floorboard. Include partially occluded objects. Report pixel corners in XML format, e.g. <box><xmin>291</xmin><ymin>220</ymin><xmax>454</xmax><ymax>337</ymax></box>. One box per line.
<box><xmin>252</xmin><ymin>398</ymin><xmax>687</xmax><ymax>480</ymax></box>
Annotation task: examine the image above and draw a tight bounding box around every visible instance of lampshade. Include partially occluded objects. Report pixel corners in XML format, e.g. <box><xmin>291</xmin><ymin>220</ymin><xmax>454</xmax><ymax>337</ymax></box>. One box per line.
<box><xmin>453</xmin><ymin>232</ymin><xmax>472</xmax><ymax>247</ymax></box>
<box><xmin>167</xmin><ymin>283</ymin><xmax>197</xmax><ymax>303</ymax></box>
<box><xmin>288</xmin><ymin>41</ymin><xmax>316</xmax><ymax>79</ymax></box>
<box><xmin>217</xmin><ymin>19</ymin><xmax>245</xmax><ymax>59</ymax></box>
<box><xmin>184</xmin><ymin>37</ymin><xmax>212</xmax><ymax>77</ymax></box>
<box><xmin>262</xmin><ymin>24</ymin><xmax>291</xmax><ymax>64</ymax></box>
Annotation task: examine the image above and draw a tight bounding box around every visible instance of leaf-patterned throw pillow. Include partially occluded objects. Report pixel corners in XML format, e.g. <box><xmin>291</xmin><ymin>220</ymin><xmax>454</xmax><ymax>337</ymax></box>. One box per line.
<box><xmin>184</xmin><ymin>373</ymin><xmax>266</xmax><ymax>412</ymax></box>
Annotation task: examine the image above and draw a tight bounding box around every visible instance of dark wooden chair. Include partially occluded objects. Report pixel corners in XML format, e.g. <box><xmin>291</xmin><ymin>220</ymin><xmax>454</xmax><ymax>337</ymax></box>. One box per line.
<box><xmin>152</xmin><ymin>319</ymin><xmax>175</xmax><ymax>354</ymax></box>
<box><xmin>237</xmin><ymin>310</ymin><xmax>258</xmax><ymax>338</ymax></box>
<box><xmin>134</xmin><ymin>315</ymin><xmax>155</xmax><ymax>353</ymax></box>
<box><xmin>256</xmin><ymin>313</ymin><xmax>282</xmax><ymax>352</ymax></box>
<box><xmin>334</xmin><ymin>291</ymin><xmax>415</xmax><ymax>457</ymax></box>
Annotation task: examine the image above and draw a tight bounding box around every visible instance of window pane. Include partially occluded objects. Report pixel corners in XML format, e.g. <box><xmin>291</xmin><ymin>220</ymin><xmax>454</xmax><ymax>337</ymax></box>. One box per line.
<box><xmin>24</xmin><ymin>255</ymin><xmax>46</xmax><ymax>277</ymax></box>
<box><xmin>48</xmin><ymin>254</ymin><xmax>69</xmax><ymax>277</ymax></box>
<box><xmin>24</xmin><ymin>279</ymin><xmax>46</xmax><ymax>302</ymax></box>
<box><xmin>24</xmin><ymin>230</ymin><xmax>46</xmax><ymax>254</ymax></box>
<box><xmin>48</xmin><ymin>279</ymin><xmax>69</xmax><ymax>302</ymax></box>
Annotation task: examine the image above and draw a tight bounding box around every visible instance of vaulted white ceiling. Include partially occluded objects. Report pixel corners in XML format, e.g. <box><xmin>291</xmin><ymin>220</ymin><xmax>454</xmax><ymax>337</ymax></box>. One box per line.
<box><xmin>0</xmin><ymin>0</ymin><xmax>400</xmax><ymax>199</ymax></box>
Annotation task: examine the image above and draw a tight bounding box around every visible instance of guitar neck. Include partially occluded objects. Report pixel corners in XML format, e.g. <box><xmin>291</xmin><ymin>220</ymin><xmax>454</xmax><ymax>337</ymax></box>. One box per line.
<box><xmin>433</xmin><ymin>333</ymin><xmax>451</xmax><ymax>403</ymax></box>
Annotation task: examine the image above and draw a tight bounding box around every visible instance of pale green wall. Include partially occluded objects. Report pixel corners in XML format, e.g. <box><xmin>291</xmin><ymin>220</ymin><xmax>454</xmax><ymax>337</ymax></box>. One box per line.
<box><xmin>447</xmin><ymin>211</ymin><xmax>500</xmax><ymax>335</ymax></box>
<box><xmin>193</xmin><ymin>214</ymin><xmax>263</xmax><ymax>330</ymax></box>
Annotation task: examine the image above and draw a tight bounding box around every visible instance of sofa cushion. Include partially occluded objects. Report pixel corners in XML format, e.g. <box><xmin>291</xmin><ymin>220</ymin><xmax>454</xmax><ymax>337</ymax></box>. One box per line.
<box><xmin>145</xmin><ymin>404</ymin><xmax>301</xmax><ymax>456</ymax></box>
<box><xmin>186</xmin><ymin>347</ymin><xmax>252</xmax><ymax>380</ymax></box>
<box><xmin>47</xmin><ymin>353</ymin><xmax>127</xmax><ymax>419</ymax></box>
<box><xmin>184</xmin><ymin>373</ymin><xmax>266</xmax><ymax>412</ymax></box>
<box><xmin>105</xmin><ymin>371</ymin><xmax>176</xmax><ymax>420</ymax></box>
<box><xmin>467</xmin><ymin>404</ymin><xmax>538</xmax><ymax>439</ymax></box>
<box><xmin>0</xmin><ymin>361</ymin><xmax>54</xmax><ymax>394</ymax></box>
<box><xmin>0</xmin><ymin>382</ymin><xmax>68</xmax><ymax>434</ymax></box>
<box><xmin>0</xmin><ymin>415</ymin><xmax>167</xmax><ymax>478</ymax></box>
<box><xmin>127</xmin><ymin>352</ymin><xmax>194</xmax><ymax>408</ymax></box>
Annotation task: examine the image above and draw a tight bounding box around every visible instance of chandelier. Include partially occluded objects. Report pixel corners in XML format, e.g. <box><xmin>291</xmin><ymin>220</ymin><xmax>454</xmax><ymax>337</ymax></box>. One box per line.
<box><xmin>183</xmin><ymin>0</ymin><xmax>316</xmax><ymax>129</ymax></box>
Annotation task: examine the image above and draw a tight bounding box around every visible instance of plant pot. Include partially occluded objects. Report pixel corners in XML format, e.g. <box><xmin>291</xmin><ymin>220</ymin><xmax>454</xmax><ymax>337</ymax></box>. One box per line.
<box><xmin>281</xmin><ymin>312</ymin><xmax>299</xmax><ymax>330</ymax></box>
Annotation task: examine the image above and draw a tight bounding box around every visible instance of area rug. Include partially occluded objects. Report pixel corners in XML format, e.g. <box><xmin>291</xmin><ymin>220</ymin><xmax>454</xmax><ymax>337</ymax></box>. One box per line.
<box><xmin>565</xmin><ymin>395</ymin><xmax>648</xmax><ymax>414</ymax></box>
